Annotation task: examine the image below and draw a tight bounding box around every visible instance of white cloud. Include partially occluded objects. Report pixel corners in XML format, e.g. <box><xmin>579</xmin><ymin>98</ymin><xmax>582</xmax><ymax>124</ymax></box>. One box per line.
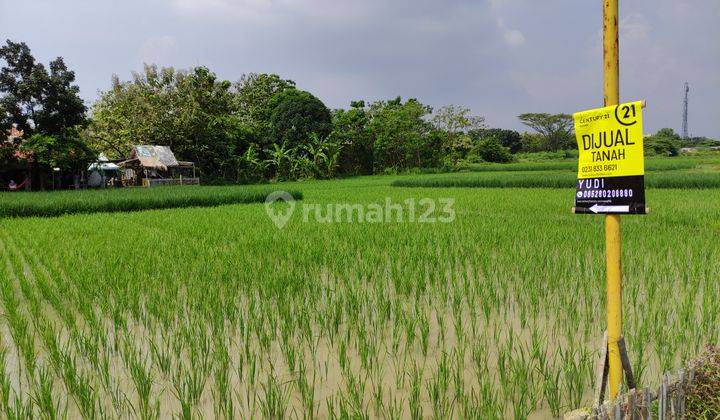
<box><xmin>496</xmin><ymin>18</ymin><xmax>525</xmax><ymax>48</ymax></box>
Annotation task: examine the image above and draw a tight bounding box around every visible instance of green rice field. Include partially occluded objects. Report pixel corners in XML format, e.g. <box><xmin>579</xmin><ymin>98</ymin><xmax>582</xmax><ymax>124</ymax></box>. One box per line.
<box><xmin>392</xmin><ymin>171</ymin><xmax>720</xmax><ymax>189</ymax></box>
<box><xmin>457</xmin><ymin>156</ymin><xmax>711</xmax><ymax>173</ymax></box>
<box><xmin>0</xmin><ymin>186</ymin><xmax>302</xmax><ymax>218</ymax></box>
<box><xmin>0</xmin><ymin>157</ymin><xmax>718</xmax><ymax>418</ymax></box>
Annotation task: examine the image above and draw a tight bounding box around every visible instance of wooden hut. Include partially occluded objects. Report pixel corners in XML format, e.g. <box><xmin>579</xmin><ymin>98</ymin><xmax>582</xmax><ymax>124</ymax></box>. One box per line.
<box><xmin>118</xmin><ymin>145</ymin><xmax>198</xmax><ymax>187</ymax></box>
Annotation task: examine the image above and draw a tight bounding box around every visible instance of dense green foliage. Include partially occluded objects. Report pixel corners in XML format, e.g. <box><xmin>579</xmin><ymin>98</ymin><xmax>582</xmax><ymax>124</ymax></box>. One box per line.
<box><xmin>430</xmin><ymin>104</ymin><xmax>486</xmax><ymax>164</ymax></box>
<box><xmin>329</xmin><ymin>101</ymin><xmax>374</xmax><ymax>175</ymax></box>
<box><xmin>0</xmin><ymin>40</ymin><xmax>90</xmax><ymax>189</ymax></box>
<box><xmin>469</xmin><ymin>136</ymin><xmax>514</xmax><ymax>163</ymax></box>
<box><xmin>268</xmin><ymin>89</ymin><xmax>332</xmax><ymax>150</ymax></box>
<box><xmin>0</xmin><ymin>173</ymin><xmax>717</xmax><ymax>417</ymax></box>
<box><xmin>645</xmin><ymin>128</ymin><xmax>720</xmax><ymax>156</ymax></box>
<box><xmin>0</xmin><ymin>40</ymin><xmax>86</xmax><ymax>136</ymax></box>
<box><xmin>0</xmin><ymin>186</ymin><xmax>302</xmax><ymax>218</ymax></box>
<box><xmin>645</xmin><ymin>128</ymin><xmax>682</xmax><ymax>156</ymax></box>
<box><xmin>471</xmin><ymin>128</ymin><xmax>523</xmax><ymax>154</ymax></box>
<box><xmin>234</xmin><ymin>73</ymin><xmax>296</xmax><ymax>145</ymax></box>
<box><xmin>367</xmin><ymin>97</ymin><xmax>438</xmax><ymax>171</ymax></box>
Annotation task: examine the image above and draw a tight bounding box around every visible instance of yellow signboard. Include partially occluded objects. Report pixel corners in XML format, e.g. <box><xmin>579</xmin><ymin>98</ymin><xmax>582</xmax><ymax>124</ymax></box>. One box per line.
<box><xmin>574</xmin><ymin>101</ymin><xmax>644</xmax><ymax>179</ymax></box>
<box><xmin>573</xmin><ymin>101</ymin><xmax>647</xmax><ymax>215</ymax></box>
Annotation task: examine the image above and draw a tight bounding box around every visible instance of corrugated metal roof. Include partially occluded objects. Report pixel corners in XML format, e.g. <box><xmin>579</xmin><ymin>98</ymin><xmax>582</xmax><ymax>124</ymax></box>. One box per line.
<box><xmin>120</xmin><ymin>145</ymin><xmax>181</xmax><ymax>170</ymax></box>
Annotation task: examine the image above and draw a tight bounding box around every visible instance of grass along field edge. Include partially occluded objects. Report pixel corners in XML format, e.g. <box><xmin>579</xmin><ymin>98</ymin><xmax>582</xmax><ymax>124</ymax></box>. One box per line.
<box><xmin>392</xmin><ymin>171</ymin><xmax>720</xmax><ymax>189</ymax></box>
<box><xmin>458</xmin><ymin>155</ymin><xmax>720</xmax><ymax>173</ymax></box>
<box><xmin>0</xmin><ymin>186</ymin><xmax>303</xmax><ymax>218</ymax></box>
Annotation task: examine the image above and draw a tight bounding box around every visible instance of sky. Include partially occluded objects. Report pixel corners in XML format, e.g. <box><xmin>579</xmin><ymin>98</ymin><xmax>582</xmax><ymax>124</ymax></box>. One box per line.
<box><xmin>2</xmin><ymin>0</ymin><xmax>719</xmax><ymax>138</ymax></box>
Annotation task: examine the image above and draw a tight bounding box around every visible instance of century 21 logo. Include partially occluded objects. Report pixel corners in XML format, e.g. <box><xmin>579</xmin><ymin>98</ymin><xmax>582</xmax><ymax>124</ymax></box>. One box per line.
<box><xmin>614</xmin><ymin>103</ymin><xmax>638</xmax><ymax>126</ymax></box>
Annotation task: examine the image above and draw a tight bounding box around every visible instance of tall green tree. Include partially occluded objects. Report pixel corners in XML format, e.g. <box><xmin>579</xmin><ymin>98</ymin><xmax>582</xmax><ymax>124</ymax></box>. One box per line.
<box><xmin>0</xmin><ymin>40</ymin><xmax>86</xmax><ymax>136</ymax></box>
<box><xmin>518</xmin><ymin>113</ymin><xmax>574</xmax><ymax>151</ymax></box>
<box><xmin>431</xmin><ymin>104</ymin><xmax>486</xmax><ymax>162</ymax></box>
<box><xmin>234</xmin><ymin>73</ymin><xmax>295</xmax><ymax>144</ymax></box>
<box><xmin>432</xmin><ymin>104</ymin><xmax>485</xmax><ymax>134</ymax></box>
<box><xmin>368</xmin><ymin>97</ymin><xmax>435</xmax><ymax>171</ymax></box>
<box><xmin>330</xmin><ymin>100</ymin><xmax>373</xmax><ymax>175</ymax></box>
<box><xmin>267</xmin><ymin>89</ymin><xmax>331</xmax><ymax>149</ymax></box>
<box><xmin>0</xmin><ymin>40</ymin><xmax>90</xmax><ymax>190</ymax></box>
<box><xmin>89</xmin><ymin>66</ymin><xmax>182</xmax><ymax>157</ymax></box>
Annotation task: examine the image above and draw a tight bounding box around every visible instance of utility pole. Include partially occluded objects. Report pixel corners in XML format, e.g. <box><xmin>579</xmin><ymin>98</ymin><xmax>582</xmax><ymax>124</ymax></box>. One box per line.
<box><xmin>682</xmin><ymin>82</ymin><xmax>689</xmax><ymax>139</ymax></box>
<box><xmin>603</xmin><ymin>0</ymin><xmax>623</xmax><ymax>400</ymax></box>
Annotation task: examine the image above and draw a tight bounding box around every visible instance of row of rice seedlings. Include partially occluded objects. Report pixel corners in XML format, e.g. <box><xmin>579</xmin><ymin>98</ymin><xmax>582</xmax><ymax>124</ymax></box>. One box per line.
<box><xmin>2</xmin><ymin>266</ymin><xmax>712</xmax><ymax>416</ymax></box>
<box><xmin>0</xmin><ymin>241</ymin><xmax>63</xmax><ymax>420</ymax></box>
<box><xmin>0</xmin><ymin>185</ymin><xmax>716</xmax><ymax>416</ymax></box>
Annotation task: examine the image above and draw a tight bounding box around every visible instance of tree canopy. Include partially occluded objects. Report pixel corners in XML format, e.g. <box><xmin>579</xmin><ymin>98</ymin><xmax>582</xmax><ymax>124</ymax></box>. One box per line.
<box><xmin>234</xmin><ymin>73</ymin><xmax>295</xmax><ymax>143</ymax></box>
<box><xmin>644</xmin><ymin>128</ymin><xmax>680</xmax><ymax>156</ymax></box>
<box><xmin>518</xmin><ymin>113</ymin><xmax>574</xmax><ymax>151</ymax></box>
<box><xmin>89</xmin><ymin>65</ymin><xmax>250</xmax><ymax>181</ymax></box>
<box><xmin>330</xmin><ymin>100</ymin><xmax>373</xmax><ymax>175</ymax></box>
<box><xmin>471</xmin><ymin>128</ymin><xmax>523</xmax><ymax>154</ymax></box>
<box><xmin>0</xmin><ymin>39</ymin><xmax>86</xmax><ymax>136</ymax></box>
<box><xmin>368</xmin><ymin>97</ymin><xmax>436</xmax><ymax>171</ymax></box>
<box><xmin>0</xmin><ymin>40</ymin><xmax>90</xmax><ymax>189</ymax></box>
<box><xmin>267</xmin><ymin>89</ymin><xmax>332</xmax><ymax>150</ymax></box>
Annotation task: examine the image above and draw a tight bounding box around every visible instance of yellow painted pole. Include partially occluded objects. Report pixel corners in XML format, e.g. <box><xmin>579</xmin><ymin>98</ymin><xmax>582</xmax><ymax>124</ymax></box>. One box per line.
<box><xmin>603</xmin><ymin>0</ymin><xmax>623</xmax><ymax>399</ymax></box>
<box><xmin>605</xmin><ymin>213</ymin><xmax>622</xmax><ymax>398</ymax></box>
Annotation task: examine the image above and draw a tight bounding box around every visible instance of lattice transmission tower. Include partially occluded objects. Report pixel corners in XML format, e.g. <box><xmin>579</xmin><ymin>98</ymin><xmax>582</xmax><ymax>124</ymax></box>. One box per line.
<box><xmin>682</xmin><ymin>82</ymin><xmax>689</xmax><ymax>139</ymax></box>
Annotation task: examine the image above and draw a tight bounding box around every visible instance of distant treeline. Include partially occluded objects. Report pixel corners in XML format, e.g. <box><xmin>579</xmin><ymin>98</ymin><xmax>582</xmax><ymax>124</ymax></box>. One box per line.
<box><xmin>1</xmin><ymin>40</ymin><xmax>717</xmax><ymax>186</ymax></box>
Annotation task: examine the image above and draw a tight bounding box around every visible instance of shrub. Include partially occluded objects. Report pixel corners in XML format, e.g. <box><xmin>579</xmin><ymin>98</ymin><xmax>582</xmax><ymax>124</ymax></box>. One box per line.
<box><xmin>644</xmin><ymin>128</ymin><xmax>681</xmax><ymax>156</ymax></box>
<box><xmin>470</xmin><ymin>128</ymin><xmax>522</xmax><ymax>154</ymax></box>
<box><xmin>471</xmin><ymin>138</ymin><xmax>513</xmax><ymax>163</ymax></box>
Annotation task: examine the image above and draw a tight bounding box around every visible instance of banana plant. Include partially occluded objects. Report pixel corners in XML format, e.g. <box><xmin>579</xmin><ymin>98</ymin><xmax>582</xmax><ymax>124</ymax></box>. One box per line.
<box><xmin>264</xmin><ymin>142</ymin><xmax>293</xmax><ymax>180</ymax></box>
<box><xmin>304</xmin><ymin>133</ymin><xmax>343</xmax><ymax>178</ymax></box>
<box><xmin>237</xmin><ymin>144</ymin><xmax>267</xmax><ymax>182</ymax></box>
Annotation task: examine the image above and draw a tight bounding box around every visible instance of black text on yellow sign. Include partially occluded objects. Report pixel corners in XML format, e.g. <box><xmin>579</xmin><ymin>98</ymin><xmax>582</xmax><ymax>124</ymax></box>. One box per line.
<box><xmin>573</xmin><ymin>101</ymin><xmax>647</xmax><ymax>215</ymax></box>
<box><xmin>574</xmin><ymin>101</ymin><xmax>644</xmax><ymax>179</ymax></box>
